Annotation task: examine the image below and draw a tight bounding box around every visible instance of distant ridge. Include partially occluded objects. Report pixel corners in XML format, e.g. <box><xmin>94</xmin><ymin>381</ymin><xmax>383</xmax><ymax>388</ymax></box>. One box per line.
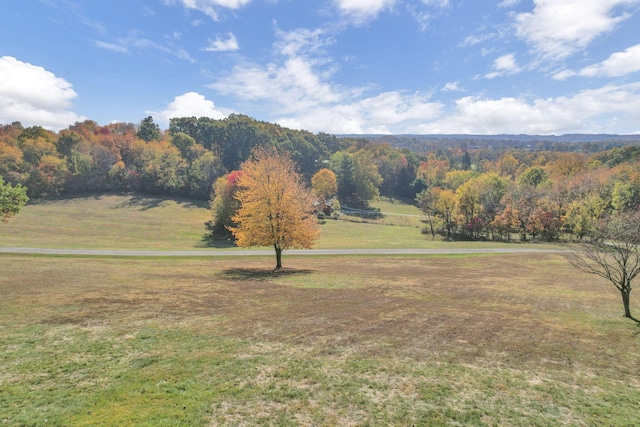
<box><xmin>338</xmin><ymin>134</ymin><xmax>640</xmax><ymax>143</ymax></box>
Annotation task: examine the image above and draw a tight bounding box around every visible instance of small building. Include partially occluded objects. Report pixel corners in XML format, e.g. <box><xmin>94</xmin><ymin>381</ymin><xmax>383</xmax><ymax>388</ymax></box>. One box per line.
<box><xmin>313</xmin><ymin>197</ymin><xmax>336</xmax><ymax>216</ymax></box>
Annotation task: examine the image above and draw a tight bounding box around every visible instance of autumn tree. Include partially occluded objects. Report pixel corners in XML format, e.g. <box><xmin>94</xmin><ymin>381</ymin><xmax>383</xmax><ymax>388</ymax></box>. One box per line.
<box><xmin>1</xmin><ymin>176</ymin><xmax>28</xmax><ymax>222</ymax></box>
<box><xmin>207</xmin><ymin>170</ymin><xmax>244</xmax><ymax>236</ymax></box>
<box><xmin>311</xmin><ymin>168</ymin><xmax>337</xmax><ymax>201</ymax></box>
<box><xmin>416</xmin><ymin>187</ymin><xmax>439</xmax><ymax>238</ymax></box>
<box><xmin>417</xmin><ymin>153</ymin><xmax>449</xmax><ymax>188</ymax></box>
<box><xmin>564</xmin><ymin>194</ymin><xmax>606</xmax><ymax>240</ymax></box>
<box><xmin>568</xmin><ymin>212</ymin><xmax>640</xmax><ymax>323</ymax></box>
<box><xmin>518</xmin><ymin>167</ymin><xmax>548</xmax><ymax>188</ymax></box>
<box><xmin>229</xmin><ymin>147</ymin><xmax>320</xmax><ymax>270</ymax></box>
<box><xmin>434</xmin><ymin>188</ymin><xmax>457</xmax><ymax>238</ymax></box>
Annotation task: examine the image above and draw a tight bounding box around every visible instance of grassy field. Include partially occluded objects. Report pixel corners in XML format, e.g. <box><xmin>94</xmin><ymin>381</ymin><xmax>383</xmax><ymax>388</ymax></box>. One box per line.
<box><xmin>2</xmin><ymin>253</ymin><xmax>639</xmax><ymax>426</ymax></box>
<box><xmin>0</xmin><ymin>194</ymin><xmax>212</xmax><ymax>250</ymax></box>
<box><xmin>2</xmin><ymin>193</ymin><xmax>637</xmax><ymax>425</ymax></box>
<box><xmin>0</xmin><ymin>194</ymin><xmax>556</xmax><ymax>251</ymax></box>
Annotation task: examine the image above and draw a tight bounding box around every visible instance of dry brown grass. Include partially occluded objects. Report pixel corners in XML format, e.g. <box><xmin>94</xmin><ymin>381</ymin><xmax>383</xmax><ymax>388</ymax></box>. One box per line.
<box><xmin>2</xmin><ymin>253</ymin><xmax>639</xmax><ymax>426</ymax></box>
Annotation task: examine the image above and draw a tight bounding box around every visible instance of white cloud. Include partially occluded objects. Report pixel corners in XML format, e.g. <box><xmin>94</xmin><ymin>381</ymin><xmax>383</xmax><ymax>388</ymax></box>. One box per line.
<box><xmin>552</xmin><ymin>69</ymin><xmax>577</xmax><ymax>80</ymax></box>
<box><xmin>149</xmin><ymin>92</ymin><xmax>233</xmax><ymax>126</ymax></box>
<box><xmin>515</xmin><ymin>0</ymin><xmax>640</xmax><ymax>60</ymax></box>
<box><xmin>442</xmin><ymin>81</ymin><xmax>464</xmax><ymax>92</ymax></box>
<box><xmin>206</xmin><ymin>27</ymin><xmax>443</xmax><ymax>134</ymax></box>
<box><xmin>485</xmin><ymin>53</ymin><xmax>521</xmax><ymax>78</ymax></box>
<box><xmin>202</xmin><ymin>33</ymin><xmax>239</xmax><ymax>52</ymax></box>
<box><xmin>553</xmin><ymin>44</ymin><xmax>640</xmax><ymax>80</ymax></box>
<box><xmin>209</xmin><ymin>26</ymin><xmax>346</xmax><ymax>112</ymax></box>
<box><xmin>166</xmin><ymin>0</ymin><xmax>252</xmax><ymax>21</ymax></box>
<box><xmin>333</xmin><ymin>0</ymin><xmax>398</xmax><ymax>25</ymax></box>
<box><xmin>203</xmin><ymin>17</ymin><xmax>640</xmax><ymax>135</ymax></box>
<box><xmin>580</xmin><ymin>44</ymin><xmax>640</xmax><ymax>77</ymax></box>
<box><xmin>0</xmin><ymin>56</ymin><xmax>85</xmax><ymax>130</ymax></box>
<box><xmin>410</xmin><ymin>82</ymin><xmax>640</xmax><ymax>134</ymax></box>
<box><xmin>273</xmin><ymin>26</ymin><xmax>329</xmax><ymax>57</ymax></box>
<box><xmin>210</xmin><ymin>57</ymin><xmax>347</xmax><ymax>113</ymax></box>
<box><xmin>276</xmin><ymin>91</ymin><xmax>443</xmax><ymax>134</ymax></box>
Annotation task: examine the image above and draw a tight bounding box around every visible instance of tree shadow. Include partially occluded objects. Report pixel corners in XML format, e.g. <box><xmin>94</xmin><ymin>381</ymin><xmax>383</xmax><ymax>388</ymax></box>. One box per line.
<box><xmin>341</xmin><ymin>207</ymin><xmax>384</xmax><ymax>220</ymax></box>
<box><xmin>28</xmin><ymin>193</ymin><xmax>106</xmax><ymax>205</ymax></box>
<box><xmin>201</xmin><ymin>228</ymin><xmax>238</xmax><ymax>248</ymax></box>
<box><xmin>116</xmin><ymin>193</ymin><xmax>208</xmax><ymax>211</ymax></box>
<box><xmin>220</xmin><ymin>267</ymin><xmax>315</xmax><ymax>281</ymax></box>
<box><xmin>118</xmin><ymin>195</ymin><xmax>164</xmax><ymax>210</ymax></box>
<box><xmin>200</xmin><ymin>234</ymin><xmax>237</xmax><ymax>248</ymax></box>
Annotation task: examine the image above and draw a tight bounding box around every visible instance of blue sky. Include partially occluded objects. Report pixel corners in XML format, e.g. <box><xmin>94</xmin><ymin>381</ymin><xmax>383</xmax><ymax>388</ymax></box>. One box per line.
<box><xmin>1</xmin><ymin>0</ymin><xmax>640</xmax><ymax>135</ymax></box>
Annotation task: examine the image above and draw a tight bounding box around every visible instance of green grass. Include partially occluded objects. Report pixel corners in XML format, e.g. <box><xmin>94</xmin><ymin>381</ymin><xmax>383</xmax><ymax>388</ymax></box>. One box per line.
<box><xmin>0</xmin><ymin>194</ymin><xmax>212</xmax><ymax>250</ymax></box>
<box><xmin>0</xmin><ymin>194</ymin><xmax>560</xmax><ymax>251</ymax></box>
<box><xmin>371</xmin><ymin>196</ymin><xmax>424</xmax><ymax>216</ymax></box>
<box><xmin>2</xmin><ymin>254</ymin><xmax>639</xmax><ymax>426</ymax></box>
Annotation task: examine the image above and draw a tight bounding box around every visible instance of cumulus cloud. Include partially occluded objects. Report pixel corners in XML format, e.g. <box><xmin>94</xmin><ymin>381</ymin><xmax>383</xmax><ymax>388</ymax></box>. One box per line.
<box><xmin>333</xmin><ymin>0</ymin><xmax>398</xmax><ymax>25</ymax></box>
<box><xmin>165</xmin><ymin>0</ymin><xmax>252</xmax><ymax>21</ymax></box>
<box><xmin>554</xmin><ymin>44</ymin><xmax>640</xmax><ymax>80</ymax></box>
<box><xmin>209</xmin><ymin>27</ymin><xmax>346</xmax><ymax>113</ymax></box>
<box><xmin>485</xmin><ymin>53</ymin><xmax>521</xmax><ymax>78</ymax></box>
<box><xmin>442</xmin><ymin>81</ymin><xmax>464</xmax><ymax>92</ymax></box>
<box><xmin>202</xmin><ymin>33</ymin><xmax>239</xmax><ymax>52</ymax></box>
<box><xmin>148</xmin><ymin>92</ymin><xmax>233</xmax><ymax>126</ymax></box>
<box><xmin>276</xmin><ymin>91</ymin><xmax>443</xmax><ymax>134</ymax></box>
<box><xmin>0</xmin><ymin>56</ymin><xmax>84</xmax><ymax>130</ymax></box>
<box><xmin>580</xmin><ymin>44</ymin><xmax>640</xmax><ymax>77</ymax></box>
<box><xmin>410</xmin><ymin>82</ymin><xmax>640</xmax><ymax>134</ymax></box>
<box><xmin>515</xmin><ymin>0</ymin><xmax>640</xmax><ymax>60</ymax></box>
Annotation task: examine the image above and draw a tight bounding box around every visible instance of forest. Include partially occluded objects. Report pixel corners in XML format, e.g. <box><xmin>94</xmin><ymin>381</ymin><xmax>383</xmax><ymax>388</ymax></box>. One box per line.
<box><xmin>2</xmin><ymin>115</ymin><xmax>640</xmax><ymax>242</ymax></box>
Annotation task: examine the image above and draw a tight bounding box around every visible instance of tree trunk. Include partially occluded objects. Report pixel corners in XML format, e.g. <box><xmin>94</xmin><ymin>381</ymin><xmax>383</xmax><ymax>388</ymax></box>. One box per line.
<box><xmin>622</xmin><ymin>289</ymin><xmax>632</xmax><ymax>319</ymax></box>
<box><xmin>274</xmin><ymin>244</ymin><xmax>283</xmax><ymax>271</ymax></box>
<box><xmin>620</xmin><ymin>285</ymin><xmax>640</xmax><ymax>324</ymax></box>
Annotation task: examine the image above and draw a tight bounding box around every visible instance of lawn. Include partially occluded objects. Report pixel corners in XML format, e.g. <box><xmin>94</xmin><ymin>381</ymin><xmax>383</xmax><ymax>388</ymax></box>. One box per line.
<box><xmin>0</xmin><ymin>194</ymin><xmax>558</xmax><ymax>251</ymax></box>
<box><xmin>0</xmin><ymin>194</ymin><xmax>212</xmax><ymax>250</ymax></box>
<box><xmin>1</xmin><ymin>253</ymin><xmax>639</xmax><ymax>425</ymax></box>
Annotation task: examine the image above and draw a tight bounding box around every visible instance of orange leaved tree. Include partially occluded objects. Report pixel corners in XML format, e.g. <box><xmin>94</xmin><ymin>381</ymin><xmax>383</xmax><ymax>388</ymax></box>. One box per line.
<box><xmin>229</xmin><ymin>147</ymin><xmax>320</xmax><ymax>270</ymax></box>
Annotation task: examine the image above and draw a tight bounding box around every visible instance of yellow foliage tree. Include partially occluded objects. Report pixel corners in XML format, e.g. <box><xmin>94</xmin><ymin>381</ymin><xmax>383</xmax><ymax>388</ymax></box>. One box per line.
<box><xmin>311</xmin><ymin>168</ymin><xmax>337</xmax><ymax>201</ymax></box>
<box><xmin>229</xmin><ymin>147</ymin><xmax>320</xmax><ymax>270</ymax></box>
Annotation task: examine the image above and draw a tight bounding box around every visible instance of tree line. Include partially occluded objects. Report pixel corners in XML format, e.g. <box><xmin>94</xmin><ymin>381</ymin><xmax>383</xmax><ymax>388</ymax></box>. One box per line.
<box><xmin>0</xmin><ymin>116</ymin><xmax>414</xmax><ymax>205</ymax></box>
<box><xmin>3</xmin><ymin>115</ymin><xmax>640</xmax><ymax>244</ymax></box>
<box><xmin>414</xmin><ymin>146</ymin><xmax>640</xmax><ymax>242</ymax></box>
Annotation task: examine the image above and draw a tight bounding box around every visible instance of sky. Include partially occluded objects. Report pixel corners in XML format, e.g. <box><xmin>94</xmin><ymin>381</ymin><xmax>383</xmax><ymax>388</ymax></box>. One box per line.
<box><xmin>1</xmin><ymin>0</ymin><xmax>640</xmax><ymax>135</ymax></box>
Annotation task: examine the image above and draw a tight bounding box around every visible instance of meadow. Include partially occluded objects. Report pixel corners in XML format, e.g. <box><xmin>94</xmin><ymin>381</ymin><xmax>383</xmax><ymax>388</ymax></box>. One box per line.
<box><xmin>0</xmin><ymin>194</ymin><xmax>555</xmax><ymax>251</ymax></box>
<box><xmin>1</xmin><ymin>194</ymin><xmax>639</xmax><ymax>426</ymax></box>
